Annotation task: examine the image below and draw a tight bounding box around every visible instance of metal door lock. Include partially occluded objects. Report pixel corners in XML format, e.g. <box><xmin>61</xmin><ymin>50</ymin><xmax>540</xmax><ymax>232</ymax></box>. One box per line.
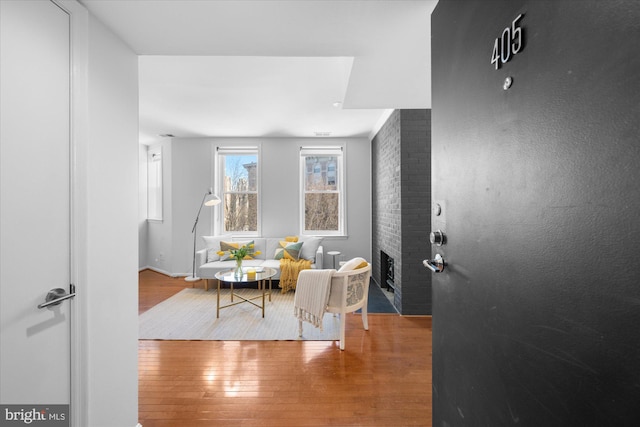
<box><xmin>430</xmin><ymin>230</ymin><xmax>446</xmax><ymax>246</ymax></box>
<box><xmin>423</xmin><ymin>254</ymin><xmax>446</xmax><ymax>273</ymax></box>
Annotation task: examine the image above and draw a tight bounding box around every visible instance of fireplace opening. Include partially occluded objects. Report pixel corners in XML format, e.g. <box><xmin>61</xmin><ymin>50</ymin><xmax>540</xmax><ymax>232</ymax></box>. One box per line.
<box><xmin>381</xmin><ymin>251</ymin><xmax>395</xmax><ymax>292</ymax></box>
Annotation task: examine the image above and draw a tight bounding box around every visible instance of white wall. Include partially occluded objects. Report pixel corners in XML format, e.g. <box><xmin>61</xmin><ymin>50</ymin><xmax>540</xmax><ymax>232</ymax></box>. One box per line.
<box><xmin>338</xmin><ymin>138</ymin><xmax>372</xmax><ymax>265</ymax></box>
<box><xmin>171</xmin><ymin>140</ymin><xmax>215</xmax><ymax>275</ymax></box>
<box><xmin>145</xmin><ymin>139</ymin><xmax>173</xmax><ymax>274</ymax></box>
<box><xmin>142</xmin><ymin>137</ymin><xmax>372</xmax><ymax>274</ymax></box>
<box><xmin>138</xmin><ymin>144</ymin><xmax>148</xmax><ymax>269</ymax></box>
<box><xmin>85</xmin><ymin>13</ymin><xmax>139</xmax><ymax>426</ymax></box>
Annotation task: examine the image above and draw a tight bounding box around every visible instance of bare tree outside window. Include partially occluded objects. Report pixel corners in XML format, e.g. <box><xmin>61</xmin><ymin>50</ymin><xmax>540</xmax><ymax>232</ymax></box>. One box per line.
<box><xmin>302</xmin><ymin>154</ymin><xmax>343</xmax><ymax>233</ymax></box>
<box><xmin>305</xmin><ymin>193</ymin><xmax>339</xmax><ymax>230</ymax></box>
<box><xmin>221</xmin><ymin>153</ymin><xmax>258</xmax><ymax>233</ymax></box>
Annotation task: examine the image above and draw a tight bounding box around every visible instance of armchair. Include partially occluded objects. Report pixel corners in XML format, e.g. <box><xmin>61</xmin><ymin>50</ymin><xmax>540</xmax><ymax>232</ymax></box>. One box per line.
<box><xmin>294</xmin><ymin>259</ymin><xmax>371</xmax><ymax>350</ymax></box>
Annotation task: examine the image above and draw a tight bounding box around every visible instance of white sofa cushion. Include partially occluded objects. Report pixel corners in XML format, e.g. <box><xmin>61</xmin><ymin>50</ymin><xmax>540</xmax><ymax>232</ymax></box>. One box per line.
<box><xmin>298</xmin><ymin>235</ymin><xmax>323</xmax><ymax>262</ymax></box>
<box><xmin>260</xmin><ymin>259</ymin><xmax>281</xmax><ymax>271</ymax></box>
<box><xmin>264</xmin><ymin>238</ymin><xmax>282</xmax><ymax>261</ymax></box>
<box><xmin>202</xmin><ymin>235</ymin><xmax>232</xmax><ymax>262</ymax></box>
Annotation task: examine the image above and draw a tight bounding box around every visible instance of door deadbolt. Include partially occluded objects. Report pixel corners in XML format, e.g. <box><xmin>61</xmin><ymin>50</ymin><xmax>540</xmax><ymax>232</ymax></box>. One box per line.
<box><xmin>430</xmin><ymin>230</ymin><xmax>446</xmax><ymax>246</ymax></box>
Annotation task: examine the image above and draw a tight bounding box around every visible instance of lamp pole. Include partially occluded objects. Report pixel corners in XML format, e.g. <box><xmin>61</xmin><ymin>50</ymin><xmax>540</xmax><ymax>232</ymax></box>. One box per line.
<box><xmin>186</xmin><ymin>188</ymin><xmax>220</xmax><ymax>282</ymax></box>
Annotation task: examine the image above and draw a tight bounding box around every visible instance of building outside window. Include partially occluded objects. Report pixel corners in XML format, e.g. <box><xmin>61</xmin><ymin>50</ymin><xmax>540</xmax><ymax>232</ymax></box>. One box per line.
<box><xmin>300</xmin><ymin>146</ymin><xmax>345</xmax><ymax>236</ymax></box>
<box><xmin>147</xmin><ymin>147</ymin><xmax>162</xmax><ymax>221</ymax></box>
<box><xmin>216</xmin><ymin>147</ymin><xmax>260</xmax><ymax>235</ymax></box>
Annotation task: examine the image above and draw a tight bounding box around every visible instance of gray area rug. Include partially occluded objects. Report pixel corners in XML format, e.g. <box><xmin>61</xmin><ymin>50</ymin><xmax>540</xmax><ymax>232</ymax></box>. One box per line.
<box><xmin>365</xmin><ymin>281</ymin><xmax>397</xmax><ymax>313</ymax></box>
<box><xmin>139</xmin><ymin>288</ymin><xmax>340</xmax><ymax>341</ymax></box>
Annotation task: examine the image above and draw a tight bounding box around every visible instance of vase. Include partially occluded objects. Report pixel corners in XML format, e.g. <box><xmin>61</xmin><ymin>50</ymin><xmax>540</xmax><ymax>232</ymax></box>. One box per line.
<box><xmin>234</xmin><ymin>258</ymin><xmax>243</xmax><ymax>279</ymax></box>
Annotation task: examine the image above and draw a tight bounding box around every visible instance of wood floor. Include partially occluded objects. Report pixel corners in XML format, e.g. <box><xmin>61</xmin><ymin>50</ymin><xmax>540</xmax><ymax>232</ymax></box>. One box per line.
<box><xmin>138</xmin><ymin>269</ymin><xmax>432</xmax><ymax>426</ymax></box>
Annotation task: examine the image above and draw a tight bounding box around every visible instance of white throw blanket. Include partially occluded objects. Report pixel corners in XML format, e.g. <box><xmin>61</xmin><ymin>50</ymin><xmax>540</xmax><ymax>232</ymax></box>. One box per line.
<box><xmin>293</xmin><ymin>269</ymin><xmax>335</xmax><ymax>331</ymax></box>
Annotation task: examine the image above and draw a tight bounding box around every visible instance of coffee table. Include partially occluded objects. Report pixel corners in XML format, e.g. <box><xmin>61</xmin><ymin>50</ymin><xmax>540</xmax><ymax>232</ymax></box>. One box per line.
<box><xmin>214</xmin><ymin>267</ymin><xmax>277</xmax><ymax>318</ymax></box>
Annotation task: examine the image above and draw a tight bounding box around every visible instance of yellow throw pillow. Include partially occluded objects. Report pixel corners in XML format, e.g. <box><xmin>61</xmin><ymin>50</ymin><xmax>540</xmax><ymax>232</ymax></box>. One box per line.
<box><xmin>338</xmin><ymin>257</ymin><xmax>368</xmax><ymax>272</ymax></box>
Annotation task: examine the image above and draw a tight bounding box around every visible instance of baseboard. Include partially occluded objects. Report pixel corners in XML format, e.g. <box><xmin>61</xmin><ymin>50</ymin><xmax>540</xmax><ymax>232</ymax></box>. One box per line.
<box><xmin>140</xmin><ymin>266</ymin><xmax>195</xmax><ymax>279</ymax></box>
<box><xmin>142</xmin><ymin>266</ymin><xmax>176</xmax><ymax>277</ymax></box>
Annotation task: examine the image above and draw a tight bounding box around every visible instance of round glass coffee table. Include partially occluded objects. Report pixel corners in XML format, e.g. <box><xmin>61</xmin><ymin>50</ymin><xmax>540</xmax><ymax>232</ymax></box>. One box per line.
<box><xmin>214</xmin><ymin>267</ymin><xmax>277</xmax><ymax>318</ymax></box>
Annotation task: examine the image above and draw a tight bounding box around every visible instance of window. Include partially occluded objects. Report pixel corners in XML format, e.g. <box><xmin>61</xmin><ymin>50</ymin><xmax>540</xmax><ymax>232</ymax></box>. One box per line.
<box><xmin>147</xmin><ymin>147</ymin><xmax>162</xmax><ymax>220</ymax></box>
<box><xmin>300</xmin><ymin>147</ymin><xmax>345</xmax><ymax>236</ymax></box>
<box><xmin>216</xmin><ymin>147</ymin><xmax>260</xmax><ymax>235</ymax></box>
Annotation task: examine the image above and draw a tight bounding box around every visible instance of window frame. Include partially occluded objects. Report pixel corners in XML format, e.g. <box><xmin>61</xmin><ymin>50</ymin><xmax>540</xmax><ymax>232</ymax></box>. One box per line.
<box><xmin>299</xmin><ymin>146</ymin><xmax>346</xmax><ymax>237</ymax></box>
<box><xmin>215</xmin><ymin>146</ymin><xmax>261</xmax><ymax>236</ymax></box>
<box><xmin>147</xmin><ymin>146</ymin><xmax>163</xmax><ymax>221</ymax></box>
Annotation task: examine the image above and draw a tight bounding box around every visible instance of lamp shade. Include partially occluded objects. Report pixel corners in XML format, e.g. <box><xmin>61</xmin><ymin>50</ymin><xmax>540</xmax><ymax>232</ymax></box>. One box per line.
<box><xmin>204</xmin><ymin>193</ymin><xmax>221</xmax><ymax>206</ymax></box>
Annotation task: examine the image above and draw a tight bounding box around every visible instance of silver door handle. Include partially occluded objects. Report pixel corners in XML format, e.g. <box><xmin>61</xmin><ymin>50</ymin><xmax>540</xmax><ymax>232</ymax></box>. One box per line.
<box><xmin>423</xmin><ymin>254</ymin><xmax>446</xmax><ymax>273</ymax></box>
<box><xmin>37</xmin><ymin>287</ymin><xmax>76</xmax><ymax>309</ymax></box>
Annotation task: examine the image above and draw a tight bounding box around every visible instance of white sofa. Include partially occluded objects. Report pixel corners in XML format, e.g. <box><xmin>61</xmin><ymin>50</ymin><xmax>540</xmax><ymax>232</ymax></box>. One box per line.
<box><xmin>196</xmin><ymin>235</ymin><xmax>324</xmax><ymax>288</ymax></box>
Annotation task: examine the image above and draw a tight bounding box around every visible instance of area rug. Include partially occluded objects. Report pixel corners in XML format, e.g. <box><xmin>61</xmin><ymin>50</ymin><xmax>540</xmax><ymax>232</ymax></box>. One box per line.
<box><xmin>366</xmin><ymin>282</ymin><xmax>397</xmax><ymax>314</ymax></box>
<box><xmin>139</xmin><ymin>288</ymin><xmax>340</xmax><ymax>341</ymax></box>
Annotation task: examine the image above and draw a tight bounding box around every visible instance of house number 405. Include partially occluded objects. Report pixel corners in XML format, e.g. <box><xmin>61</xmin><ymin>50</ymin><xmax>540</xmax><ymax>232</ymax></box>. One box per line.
<box><xmin>491</xmin><ymin>14</ymin><xmax>524</xmax><ymax>70</ymax></box>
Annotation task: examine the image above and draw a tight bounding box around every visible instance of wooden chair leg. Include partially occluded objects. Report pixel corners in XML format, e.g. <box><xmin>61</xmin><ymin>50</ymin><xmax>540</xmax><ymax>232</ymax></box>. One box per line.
<box><xmin>339</xmin><ymin>312</ymin><xmax>346</xmax><ymax>350</ymax></box>
<box><xmin>362</xmin><ymin>302</ymin><xmax>369</xmax><ymax>331</ymax></box>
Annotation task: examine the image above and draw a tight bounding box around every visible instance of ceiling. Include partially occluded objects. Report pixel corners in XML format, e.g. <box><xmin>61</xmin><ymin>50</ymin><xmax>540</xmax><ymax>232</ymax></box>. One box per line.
<box><xmin>80</xmin><ymin>0</ymin><xmax>438</xmax><ymax>144</ymax></box>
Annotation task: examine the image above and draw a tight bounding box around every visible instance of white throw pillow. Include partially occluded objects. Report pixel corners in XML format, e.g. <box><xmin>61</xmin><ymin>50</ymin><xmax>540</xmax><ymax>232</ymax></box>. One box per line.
<box><xmin>297</xmin><ymin>235</ymin><xmax>323</xmax><ymax>261</ymax></box>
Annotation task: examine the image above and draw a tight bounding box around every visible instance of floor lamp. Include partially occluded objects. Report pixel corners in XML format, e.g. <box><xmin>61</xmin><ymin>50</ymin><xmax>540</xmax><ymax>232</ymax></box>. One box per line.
<box><xmin>185</xmin><ymin>188</ymin><xmax>221</xmax><ymax>282</ymax></box>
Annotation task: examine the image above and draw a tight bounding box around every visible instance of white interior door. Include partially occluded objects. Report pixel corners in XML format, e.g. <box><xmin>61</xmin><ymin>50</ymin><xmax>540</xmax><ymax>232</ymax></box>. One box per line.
<box><xmin>1</xmin><ymin>0</ymin><xmax>72</xmax><ymax>421</ymax></box>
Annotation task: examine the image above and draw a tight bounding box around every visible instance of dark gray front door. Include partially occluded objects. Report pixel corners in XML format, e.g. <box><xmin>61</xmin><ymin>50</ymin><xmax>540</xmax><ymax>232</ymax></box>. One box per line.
<box><xmin>431</xmin><ymin>1</ymin><xmax>640</xmax><ymax>425</ymax></box>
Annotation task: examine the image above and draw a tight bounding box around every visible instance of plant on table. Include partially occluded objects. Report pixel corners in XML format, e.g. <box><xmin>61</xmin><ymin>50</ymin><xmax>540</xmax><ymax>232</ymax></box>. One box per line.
<box><xmin>218</xmin><ymin>244</ymin><xmax>261</xmax><ymax>278</ymax></box>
